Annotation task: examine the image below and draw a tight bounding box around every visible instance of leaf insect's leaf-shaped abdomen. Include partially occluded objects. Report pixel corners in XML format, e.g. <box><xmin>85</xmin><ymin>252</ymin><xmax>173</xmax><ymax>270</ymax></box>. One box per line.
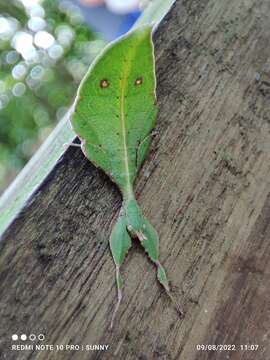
<box><xmin>72</xmin><ymin>26</ymin><xmax>157</xmax><ymax>191</ymax></box>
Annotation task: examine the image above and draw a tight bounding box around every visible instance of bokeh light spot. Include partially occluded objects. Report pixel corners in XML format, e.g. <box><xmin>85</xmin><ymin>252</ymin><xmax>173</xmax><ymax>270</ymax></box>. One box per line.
<box><xmin>12</xmin><ymin>82</ymin><xmax>26</xmax><ymax>97</ymax></box>
<box><xmin>28</xmin><ymin>17</ymin><xmax>46</xmax><ymax>32</ymax></box>
<box><xmin>48</xmin><ymin>44</ymin><xmax>64</xmax><ymax>60</ymax></box>
<box><xmin>12</xmin><ymin>63</ymin><xmax>28</xmax><ymax>80</ymax></box>
<box><xmin>34</xmin><ymin>31</ymin><xmax>55</xmax><ymax>49</ymax></box>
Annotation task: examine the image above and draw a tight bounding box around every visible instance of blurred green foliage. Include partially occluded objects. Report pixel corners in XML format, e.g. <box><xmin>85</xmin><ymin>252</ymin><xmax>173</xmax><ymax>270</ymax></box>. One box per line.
<box><xmin>0</xmin><ymin>0</ymin><xmax>105</xmax><ymax>193</ymax></box>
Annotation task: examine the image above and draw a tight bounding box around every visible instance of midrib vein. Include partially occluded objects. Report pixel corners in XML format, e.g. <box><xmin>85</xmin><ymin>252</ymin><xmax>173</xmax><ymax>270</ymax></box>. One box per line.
<box><xmin>120</xmin><ymin>62</ymin><xmax>132</xmax><ymax>197</ymax></box>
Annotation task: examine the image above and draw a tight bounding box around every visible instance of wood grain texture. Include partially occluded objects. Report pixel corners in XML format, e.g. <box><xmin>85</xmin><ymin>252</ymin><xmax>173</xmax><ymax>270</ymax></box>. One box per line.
<box><xmin>1</xmin><ymin>0</ymin><xmax>270</xmax><ymax>359</ymax></box>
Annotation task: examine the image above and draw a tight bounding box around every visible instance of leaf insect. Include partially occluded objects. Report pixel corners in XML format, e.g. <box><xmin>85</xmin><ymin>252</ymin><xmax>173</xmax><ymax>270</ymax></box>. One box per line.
<box><xmin>71</xmin><ymin>26</ymin><xmax>181</xmax><ymax>328</ymax></box>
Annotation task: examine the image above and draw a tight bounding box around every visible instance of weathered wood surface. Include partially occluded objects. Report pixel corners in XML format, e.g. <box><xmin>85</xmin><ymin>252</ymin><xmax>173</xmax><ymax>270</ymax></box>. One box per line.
<box><xmin>1</xmin><ymin>0</ymin><xmax>270</xmax><ymax>359</ymax></box>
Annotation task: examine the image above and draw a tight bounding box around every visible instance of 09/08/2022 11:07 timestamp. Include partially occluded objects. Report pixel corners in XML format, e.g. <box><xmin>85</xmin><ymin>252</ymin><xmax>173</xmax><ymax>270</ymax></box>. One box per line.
<box><xmin>196</xmin><ymin>344</ymin><xmax>259</xmax><ymax>352</ymax></box>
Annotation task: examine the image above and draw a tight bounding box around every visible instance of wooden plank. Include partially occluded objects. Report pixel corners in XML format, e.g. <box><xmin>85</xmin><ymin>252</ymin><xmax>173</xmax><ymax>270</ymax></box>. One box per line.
<box><xmin>1</xmin><ymin>0</ymin><xmax>270</xmax><ymax>359</ymax></box>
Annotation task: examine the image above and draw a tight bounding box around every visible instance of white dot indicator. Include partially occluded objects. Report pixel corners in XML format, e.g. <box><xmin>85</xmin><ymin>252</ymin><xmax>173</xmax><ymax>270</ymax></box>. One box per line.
<box><xmin>29</xmin><ymin>334</ymin><xmax>36</xmax><ymax>341</ymax></box>
<box><xmin>12</xmin><ymin>334</ymin><xmax>18</xmax><ymax>341</ymax></box>
<box><xmin>38</xmin><ymin>334</ymin><xmax>45</xmax><ymax>341</ymax></box>
<box><xmin>21</xmin><ymin>334</ymin><xmax>27</xmax><ymax>341</ymax></box>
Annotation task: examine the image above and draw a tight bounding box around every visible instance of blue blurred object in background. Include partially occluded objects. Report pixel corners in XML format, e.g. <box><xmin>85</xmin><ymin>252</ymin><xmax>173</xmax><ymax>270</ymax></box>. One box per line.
<box><xmin>72</xmin><ymin>1</ymin><xmax>141</xmax><ymax>40</ymax></box>
<box><xmin>119</xmin><ymin>10</ymin><xmax>141</xmax><ymax>37</ymax></box>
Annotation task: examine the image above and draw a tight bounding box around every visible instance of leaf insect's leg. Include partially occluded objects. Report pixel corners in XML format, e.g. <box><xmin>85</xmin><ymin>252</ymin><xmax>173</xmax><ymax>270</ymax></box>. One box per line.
<box><xmin>109</xmin><ymin>211</ymin><xmax>132</xmax><ymax>329</ymax></box>
<box><xmin>136</xmin><ymin>130</ymin><xmax>159</xmax><ymax>170</ymax></box>
<box><xmin>133</xmin><ymin>222</ymin><xmax>183</xmax><ymax>317</ymax></box>
<box><xmin>110</xmin><ymin>265</ymin><xmax>123</xmax><ymax>329</ymax></box>
<box><xmin>63</xmin><ymin>141</ymin><xmax>82</xmax><ymax>150</ymax></box>
<box><xmin>63</xmin><ymin>140</ymin><xmax>108</xmax><ymax>153</ymax></box>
